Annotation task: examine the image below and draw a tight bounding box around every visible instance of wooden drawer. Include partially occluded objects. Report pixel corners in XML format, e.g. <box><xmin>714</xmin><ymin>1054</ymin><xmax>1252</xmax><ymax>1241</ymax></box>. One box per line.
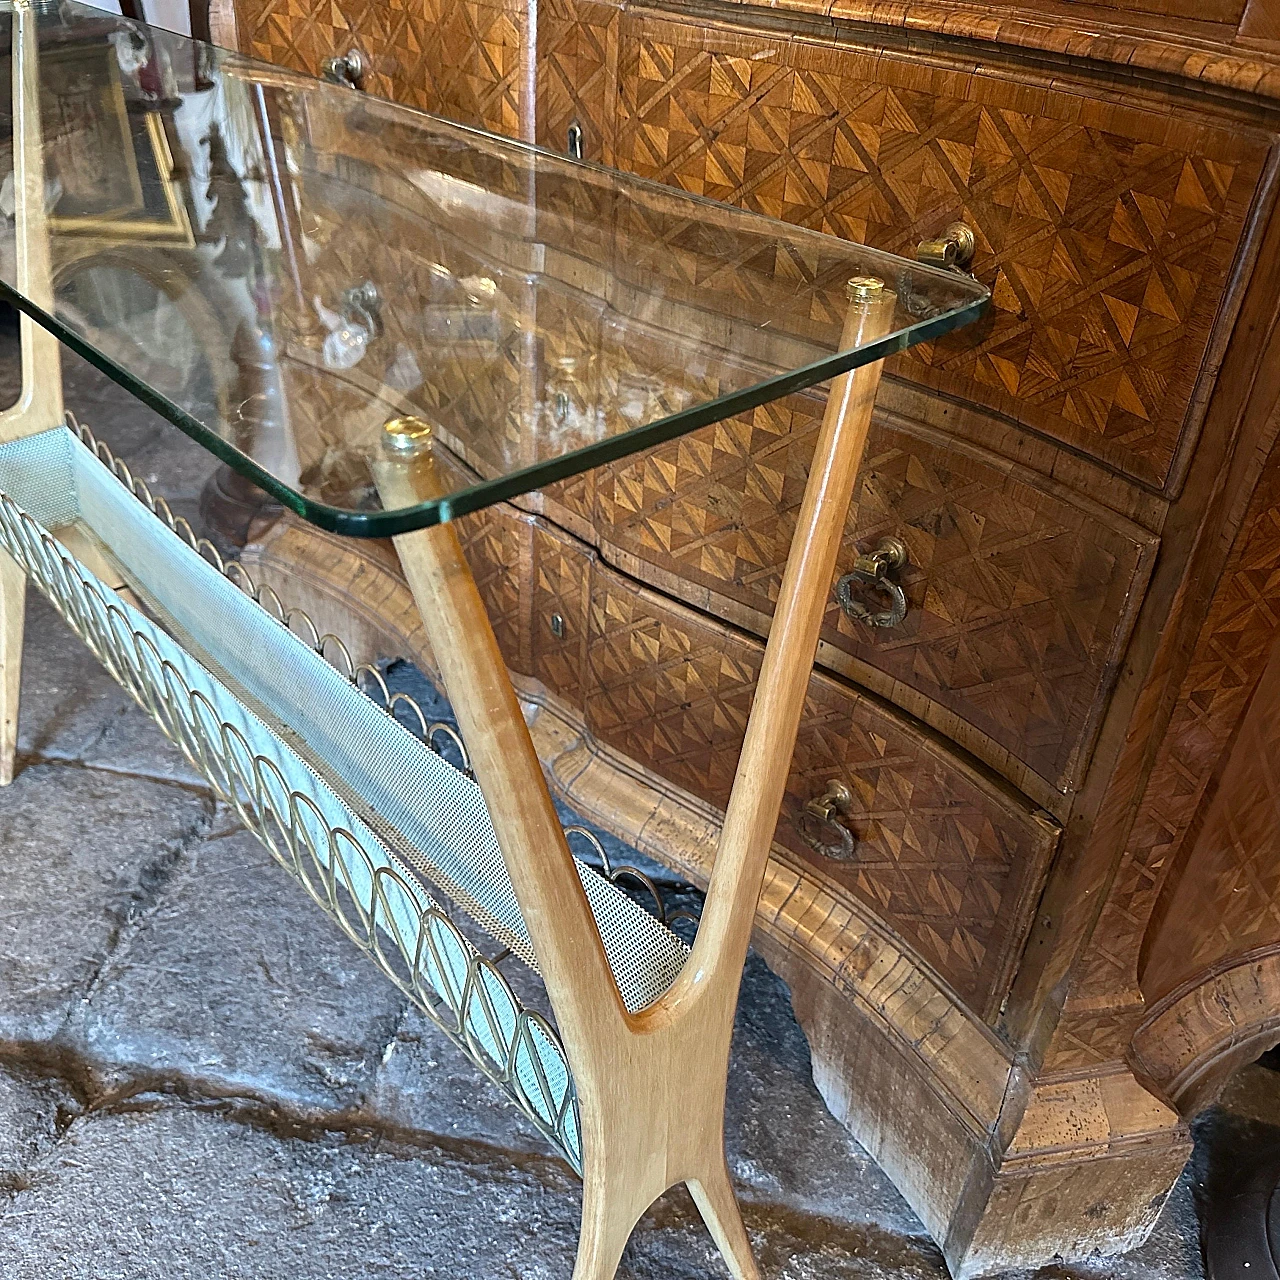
<box><xmin>230</xmin><ymin>0</ymin><xmax>614</xmax><ymax>153</ymax></box>
<box><xmin>283</xmin><ymin>336</ymin><xmax>1154</xmax><ymax>802</ymax></box>
<box><xmin>576</xmin><ymin>547</ymin><xmax>1062</xmax><ymax>1019</ymax></box>
<box><xmin>609</xmin><ymin>11</ymin><xmax>1272</xmax><ymax>494</ymax></box>
<box><xmin>233</xmin><ymin>0</ymin><xmax>526</xmax><ymax>136</ymax></box>
<box><xmin>595</xmin><ymin>394</ymin><xmax>1159</xmax><ymax>795</ymax></box>
<box><xmin>511</xmin><ymin>507</ymin><xmax>1062</xmax><ymax>1019</ymax></box>
<box><xmin>280</xmin><ymin>233</ymin><xmax>1156</xmax><ymax>798</ymax></box>
<box><xmin>531</xmin><ymin>518</ymin><xmax>592</xmax><ymax>706</ymax></box>
<box><xmin>234</xmin><ymin>0</ymin><xmax>1273</xmax><ymax>494</ymax></box>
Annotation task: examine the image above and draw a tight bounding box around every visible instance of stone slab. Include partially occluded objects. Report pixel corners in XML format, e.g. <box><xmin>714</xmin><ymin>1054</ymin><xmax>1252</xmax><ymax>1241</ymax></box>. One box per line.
<box><xmin>0</xmin><ymin>763</ymin><xmax>209</xmax><ymax>1045</ymax></box>
<box><xmin>15</xmin><ymin>592</ymin><xmax>133</xmax><ymax>766</ymax></box>
<box><xmin>0</xmin><ymin>1099</ymin><xmax>951</xmax><ymax>1280</ymax></box>
<box><xmin>68</xmin><ymin>827</ymin><xmax>405</xmax><ymax>1120</ymax></box>
<box><xmin>75</xmin><ymin>699</ymin><xmax>210</xmax><ymax>791</ymax></box>
<box><xmin>0</xmin><ymin>1060</ymin><xmax>77</xmax><ymax>1192</ymax></box>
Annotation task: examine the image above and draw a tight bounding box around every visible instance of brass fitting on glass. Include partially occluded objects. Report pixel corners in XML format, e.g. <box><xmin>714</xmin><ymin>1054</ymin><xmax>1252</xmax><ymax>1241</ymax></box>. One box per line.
<box><xmin>378</xmin><ymin>415</ymin><xmax>444</xmax><ymax>506</ymax></box>
<box><xmin>916</xmin><ymin>222</ymin><xmax>977</xmax><ymax>273</ymax></box>
<box><xmin>381</xmin><ymin>415</ymin><xmax>434</xmax><ymax>458</ymax></box>
<box><xmin>845</xmin><ymin>275</ymin><xmax>885</xmax><ymax>303</ymax></box>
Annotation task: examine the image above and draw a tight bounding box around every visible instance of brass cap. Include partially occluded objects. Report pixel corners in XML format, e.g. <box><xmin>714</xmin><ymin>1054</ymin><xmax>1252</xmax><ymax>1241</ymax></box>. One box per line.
<box><xmin>382</xmin><ymin>415</ymin><xmax>434</xmax><ymax>458</ymax></box>
<box><xmin>845</xmin><ymin>276</ymin><xmax>885</xmax><ymax>302</ymax></box>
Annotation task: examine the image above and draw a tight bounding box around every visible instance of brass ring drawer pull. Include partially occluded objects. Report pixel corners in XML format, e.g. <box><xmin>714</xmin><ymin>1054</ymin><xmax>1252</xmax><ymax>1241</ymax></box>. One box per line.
<box><xmin>798</xmin><ymin>780</ymin><xmax>856</xmax><ymax>861</ymax></box>
<box><xmin>836</xmin><ymin>536</ymin><xmax>908</xmax><ymax>629</ymax></box>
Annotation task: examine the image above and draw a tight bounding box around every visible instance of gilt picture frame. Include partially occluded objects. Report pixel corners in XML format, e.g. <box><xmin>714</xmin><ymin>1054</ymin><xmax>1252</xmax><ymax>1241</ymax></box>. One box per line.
<box><xmin>40</xmin><ymin>41</ymin><xmax>193</xmax><ymax>245</ymax></box>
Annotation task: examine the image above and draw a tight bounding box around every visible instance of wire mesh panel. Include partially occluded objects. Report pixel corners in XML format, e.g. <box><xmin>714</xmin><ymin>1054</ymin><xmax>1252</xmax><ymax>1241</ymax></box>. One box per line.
<box><xmin>58</xmin><ymin>423</ymin><xmax>690</xmax><ymax>1016</ymax></box>
<box><xmin>0</xmin><ymin>424</ymin><xmax>591</xmax><ymax>1170</ymax></box>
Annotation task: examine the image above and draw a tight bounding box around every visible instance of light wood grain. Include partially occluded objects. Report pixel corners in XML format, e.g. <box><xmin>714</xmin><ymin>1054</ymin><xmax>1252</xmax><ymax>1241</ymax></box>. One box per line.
<box><xmin>373</xmin><ymin>284</ymin><xmax>894</xmax><ymax>1279</ymax></box>
<box><xmin>0</xmin><ymin>549</ymin><xmax>25</xmax><ymax>787</ymax></box>
<box><xmin>0</xmin><ymin>0</ymin><xmax>63</xmax><ymax>445</ymax></box>
<box><xmin>237</xmin><ymin>511</ymin><xmax>1020</xmax><ymax>1127</ymax></box>
<box><xmin>0</xmin><ymin>2</ymin><xmax>66</xmax><ymax>787</ymax></box>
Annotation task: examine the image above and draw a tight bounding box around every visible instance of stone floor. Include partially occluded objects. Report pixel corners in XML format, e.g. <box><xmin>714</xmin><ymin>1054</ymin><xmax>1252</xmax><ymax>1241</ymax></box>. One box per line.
<box><xmin>0</xmin><ymin>333</ymin><xmax>1236</xmax><ymax>1278</ymax></box>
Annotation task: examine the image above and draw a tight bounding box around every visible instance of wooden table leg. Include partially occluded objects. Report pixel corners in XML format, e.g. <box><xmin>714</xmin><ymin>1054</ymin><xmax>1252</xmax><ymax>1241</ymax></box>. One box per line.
<box><xmin>377</xmin><ymin>278</ymin><xmax>894</xmax><ymax>1279</ymax></box>
<box><xmin>0</xmin><ymin>0</ymin><xmax>66</xmax><ymax>785</ymax></box>
<box><xmin>0</xmin><ymin>550</ymin><xmax>24</xmax><ymax>786</ymax></box>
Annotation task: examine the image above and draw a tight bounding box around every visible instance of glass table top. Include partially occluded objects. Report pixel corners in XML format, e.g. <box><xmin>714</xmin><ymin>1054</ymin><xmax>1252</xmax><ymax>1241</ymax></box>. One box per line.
<box><xmin>0</xmin><ymin>0</ymin><xmax>988</xmax><ymax>536</ymax></box>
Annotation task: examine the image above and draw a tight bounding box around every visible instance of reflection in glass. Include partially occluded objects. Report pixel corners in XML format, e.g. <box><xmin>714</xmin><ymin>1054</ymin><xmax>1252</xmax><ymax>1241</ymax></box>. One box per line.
<box><xmin>0</xmin><ymin>1</ymin><xmax>988</xmax><ymax>534</ymax></box>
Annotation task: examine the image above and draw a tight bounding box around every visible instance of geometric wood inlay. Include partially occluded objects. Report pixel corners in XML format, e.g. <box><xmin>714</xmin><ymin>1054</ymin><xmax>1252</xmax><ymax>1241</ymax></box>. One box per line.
<box><xmin>579</xmin><ymin>548</ymin><xmax>1061</xmax><ymax>1018</ymax></box>
<box><xmin>1043</xmin><ymin>425</ymin><xmax>1280</xmax><ymax>1072</ymax></box>
<box><xmin>597</xmin><ymin>394</ymin><xmax>1158</xmax><ymax>792</ymax></box>
<box><xmin>233</xmin><ymin>0</ymin><xmax>1270</xmax><ymax>494</ymax></box>
<box><xmin>1069</xmin><ymin>431</ymin><xmax>1280</xmax><ymax>1021</ymax></box>
<box><xmin>613</xmin><ymin>12</ymin><xmax>1271</xmax><ymax>492</ymax></box>
<box><xmin>236</xmin><ymin>0</ymin><xmax>525</xmax><ymax>135</ymax></box>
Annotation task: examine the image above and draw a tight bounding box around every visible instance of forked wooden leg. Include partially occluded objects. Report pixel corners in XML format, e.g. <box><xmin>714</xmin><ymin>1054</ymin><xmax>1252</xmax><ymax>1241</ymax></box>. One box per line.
<box><xmin>573</xmin><ymin>1162</ymin><xmax>643</xmax><ymax>1280</ymax></box>
<box><xmin>0</xmin><ymin>550</ymin><xmax>23</xmax><ymax>786</ymax></box>
<box><xmin>688</xmin><ymin>1160</ymin><xmax>759</xmax><ymax>1280</ymax></box>
<box><xmin>376</xmin><ymin>276</ymin><xmax>895</xmax><ymax>1280</ymax></box>
<box><xmin>573</xmin><ymin>1132</ymin><xmax>757</xmax><ymax>1280</ymax></box>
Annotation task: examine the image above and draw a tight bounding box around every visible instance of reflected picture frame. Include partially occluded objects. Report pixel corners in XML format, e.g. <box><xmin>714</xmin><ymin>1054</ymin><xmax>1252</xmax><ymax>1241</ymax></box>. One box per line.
<box><xmin>41</xmin><ymin>41</ymin><xmax>193</xmax><ymax>245</ymax></box>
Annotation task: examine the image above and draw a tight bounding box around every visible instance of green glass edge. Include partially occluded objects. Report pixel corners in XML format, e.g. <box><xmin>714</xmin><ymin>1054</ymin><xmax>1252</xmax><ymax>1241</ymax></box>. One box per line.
<box><xmin>0</xmin><ymin>279</ymin><xmax>986</xmax><ymax>538</ymax></box>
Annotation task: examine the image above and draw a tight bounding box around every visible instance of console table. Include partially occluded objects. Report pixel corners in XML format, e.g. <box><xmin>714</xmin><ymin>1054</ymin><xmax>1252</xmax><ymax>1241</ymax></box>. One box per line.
<box><xmin>165</xmin><ymin>0</ymin><xmax>1280</xmax><ymax>1273</ymax></box>
<box><xmin>0</xmin><ymin>4</ymin><xmax>987</xmax><ymax>1276</ymax></box>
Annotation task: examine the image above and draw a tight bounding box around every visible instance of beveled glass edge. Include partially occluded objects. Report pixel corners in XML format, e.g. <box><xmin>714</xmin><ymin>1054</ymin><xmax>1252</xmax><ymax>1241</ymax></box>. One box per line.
<box><xmin>0</xmin><ymin>279</ymin><xmax>987</xmax><ymax>535</ymax></box>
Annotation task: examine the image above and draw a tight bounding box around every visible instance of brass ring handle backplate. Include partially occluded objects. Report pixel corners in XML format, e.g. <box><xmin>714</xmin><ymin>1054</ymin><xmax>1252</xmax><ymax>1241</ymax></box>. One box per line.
<box><xmin>323</xmin><ymin>48</ymin><xmax>366</xmax><ymax>89</ymax></box>
<box><xmin>836</xmin><ymin>536</ymin><xmax>909</xmax><ymax>629</ymax></box>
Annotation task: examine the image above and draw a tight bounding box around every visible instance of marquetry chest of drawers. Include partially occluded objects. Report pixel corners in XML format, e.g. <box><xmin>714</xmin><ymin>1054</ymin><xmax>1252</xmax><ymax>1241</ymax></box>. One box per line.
<box><xmin>192</xmin><ymin>0</ymin><xmax>1280</xmax><ymax>1271</ymax></box>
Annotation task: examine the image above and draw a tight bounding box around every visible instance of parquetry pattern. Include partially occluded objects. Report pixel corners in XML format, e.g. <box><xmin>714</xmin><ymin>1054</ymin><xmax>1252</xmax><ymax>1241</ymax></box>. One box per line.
<box><xmin>1143</xmin><ymin>636</ymin><xmax>1280</xmax><ymax>987</ymax></box>
<box><xmin>534</xmin><ymin>0</ymin><xmax>619</xmax><ymax>164</ymax></box>
<box><xmin>1044</xmin><ymin>429</ymin><xmax>1280</xmax><ymax>1071</ymax></box>
<box><xmin>448</xmin><ymin>496</ymin><xmax>1063</xmax><ymax>1016</ymax></box>
<box><xmin>233</xmin><ymin>0</ymin><xmax>1268</xmax><ymax>489</ymax></box>
<box><xmin>532</xmin><ymin>521</ymin><xmax>592</xmax><ymax>705</ymax></box>
<box><xmin>236</xmin><ymin>0</ymin><xmax>525</xmax><ymax>134</ymax></box>
<box><xmin>1061</xmin><ymin>449</ymin><xmax>1280</xmax><ymax>1018</ymax></box>
<box><xmin>612</xmin><ymin>14</ymin><xmax>1267</xmax><ymax>491</ymax></box>
<box><xmin>597</xmin><ymin>392</ymin><xmax>1157</xmax><ymax>791</ymax></box>
<box><xmin>581</xmin><ymin>561</ymin><xmax>1060</xmax><ymax>1015</ymax></box>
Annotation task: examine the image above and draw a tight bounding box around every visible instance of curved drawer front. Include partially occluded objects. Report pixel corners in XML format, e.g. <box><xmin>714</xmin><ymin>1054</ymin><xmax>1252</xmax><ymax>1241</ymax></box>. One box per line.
<box><xmin>451</xmin><ymin>506</ymin><xmax>1063</xmax><ymax>1019</ymax></box>
<box><xmin>611</xmin><ymin>11</ymin><xmax>1272</xmax><ymax>492</ymax></box>
<box><xmin>280</xmin><ymin>341</ymin><xmax>1154</xmax><ymax>797</ymax></box>
<box><xmin>233</xmin><ymin>0</ymin><xmax>1273</xmax><ymax>493</ymax></box>
<box><xmin>576</xmin><ymin>553</ymin><xmax>1061</xmax><ymax>1020</ymax></box>
<box><xmin>276</xmin><ymin>231</ymin><xmax>1154</xmax><ymax>795</ymax></box>
<box><xmin>596</xmin><ymin>394</ymin><xmax>1158</xmax><ymax>794</ymax></box>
